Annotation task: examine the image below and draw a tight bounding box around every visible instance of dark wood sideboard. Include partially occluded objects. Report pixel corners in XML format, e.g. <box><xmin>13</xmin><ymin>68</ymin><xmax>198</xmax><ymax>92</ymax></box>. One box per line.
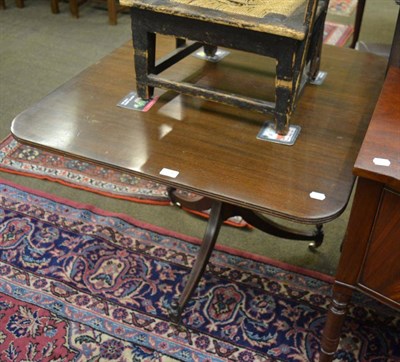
<box><xmin>320</xmin><ymin>66</ymin><xmax>400</xmax><ymax>361</ymax></box>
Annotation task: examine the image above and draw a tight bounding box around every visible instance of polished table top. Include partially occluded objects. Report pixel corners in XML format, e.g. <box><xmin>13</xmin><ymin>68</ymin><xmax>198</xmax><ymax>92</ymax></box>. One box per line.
<box><xmin>11</xmin><ymin>38</ymin><xmax>386</xmax><ymax>224</ymax></box>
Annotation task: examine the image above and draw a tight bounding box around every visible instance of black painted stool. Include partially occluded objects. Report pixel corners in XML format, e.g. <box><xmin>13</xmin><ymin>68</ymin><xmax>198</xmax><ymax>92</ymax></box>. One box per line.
<box><xmin>121</xmin><ymin>0</ymin><xmax>329</xmax><ymax>135</ymax></box>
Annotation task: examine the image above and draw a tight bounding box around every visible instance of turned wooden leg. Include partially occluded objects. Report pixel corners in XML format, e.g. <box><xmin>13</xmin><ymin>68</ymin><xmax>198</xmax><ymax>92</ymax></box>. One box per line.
<box><xmin>16</xmin><ymin>0</ymin><xmax>24</xmax><ymax>8</ymax></box>
<box><xmin>0</xmin><ymin>0</ymin><xmax>6</xmax><ymax>10</ymax></box>
<box><xmin>320</xmin><ymin>287</ymin><xmax>352</xmax><ymax>361</ymax></box>
<box><xmin>107</xmin><ymin>0</ymin><xmax>117</xmax><ymax>25</ymax></box>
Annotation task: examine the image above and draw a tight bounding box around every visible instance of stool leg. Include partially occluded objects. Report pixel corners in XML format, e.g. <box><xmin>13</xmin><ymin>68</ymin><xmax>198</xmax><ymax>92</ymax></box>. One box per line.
<box><xmin>131</xmin><ymin>23</ymin><xmax>156</xmax><ymax>99</ymax></box>
<box><xmin>16</xmin><ymin>0</ymin><xmax>24</xmax><ymax>8</ymax></box>
<box><xmin>272</xmin><ymin>0</ymin><xmax>322</xmax><ymax>134</ymax></box>
<box><xmin>274</xmin><ymin>86</ymin><xmax>292</xmax><ymax>135</ymax></box>
<box><xmin>350</xmin><ymin>0</ymin><xmax>366</xmax><ymax>49</ymax></box>
<box><xmin>51</xmin><ymin>0</ymin><xmax>60</xmax><ymax>14</ymax></box>
<box><xmin>203</xmin><ymin>44</ymin><xmax>217</xmax><ymax>57</ymax></box>
<box><xmin>176</xmin><ymin>38</ymin><xmax>186</xmax><ymax>48</ymax></box>
<box><xmin>275</xmin><ymin>37</ymin><xmax>311</xmax><ymax>135</ymax></box>
<box><xmin>0</xmin><ymin>0</ymin><xmax>5</xmax><ymax>10</ymax></box>
<box><xmin>107</xmin><ymin>0</ymin><xmax>117</xmax><ymax>25</ymax></box>
<box><xmin>275</xmin><ymin>50</ymin><xmax>296</xmax><ymax>135</ymax></box>
<box><xmin>308</xmin><ymin>7</ymin><xmax>327</xmax><ymax>79</ymax></box>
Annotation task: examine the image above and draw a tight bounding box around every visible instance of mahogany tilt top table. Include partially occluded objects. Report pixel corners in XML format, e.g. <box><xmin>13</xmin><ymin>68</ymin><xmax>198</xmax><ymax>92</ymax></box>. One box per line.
<box><xmin>11</xmin><ymin>38</ymin><xmax>386</xmax><ymax>359</ymax></box>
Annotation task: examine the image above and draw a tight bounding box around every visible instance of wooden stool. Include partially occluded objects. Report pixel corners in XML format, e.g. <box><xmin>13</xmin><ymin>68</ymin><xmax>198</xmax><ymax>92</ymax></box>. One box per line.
<box><xmin>68</xmin><ymin>0</ymin><xmax>123</xmax><ymax>25</ymax></box>
<box><xmin>121</xmin><ymin>0</ymin><xmax>329</xmax><ymax>135</ymax></box>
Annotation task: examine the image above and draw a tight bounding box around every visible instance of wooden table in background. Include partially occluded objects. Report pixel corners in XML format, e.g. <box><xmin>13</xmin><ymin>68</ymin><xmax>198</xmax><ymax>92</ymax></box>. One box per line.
<box><xmin>11</xmin><ymin>38</ymin><xmax>387</xmax><ymax>360</ymax></box>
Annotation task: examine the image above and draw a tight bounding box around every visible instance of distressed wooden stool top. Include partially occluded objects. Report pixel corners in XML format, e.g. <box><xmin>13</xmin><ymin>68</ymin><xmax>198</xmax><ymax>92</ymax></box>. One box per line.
<box><xmin>120</xmin><ymin>0</ymin><xmax>314</xmax><ymax>40</ymax></box>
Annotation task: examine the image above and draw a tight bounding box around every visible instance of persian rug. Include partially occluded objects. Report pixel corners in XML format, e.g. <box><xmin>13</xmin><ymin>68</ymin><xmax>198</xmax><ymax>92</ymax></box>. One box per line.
<box><xmin>323</xmin><ymin>21</ymin><xmax>354</xmax><ymax>47</ymax></box>
<box><xmin>328</xmin><ymin>0</ymin><xmax>358</xmax><ymax>16</ymax></box>
<box><xmin>0</xmin><ymin>135</ymin><xmax>169</xmax><ymax>205</ymax></box>
<box><xmin>0</xmin><ymin>179</ymin><xmax>399</xmax><ymax>362</ymax></box>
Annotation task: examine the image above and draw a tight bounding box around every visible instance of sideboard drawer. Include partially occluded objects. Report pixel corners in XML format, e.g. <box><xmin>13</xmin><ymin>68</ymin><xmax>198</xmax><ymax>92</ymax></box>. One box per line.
<box><xmin>358</xmin><ymin>188</ymin><xmax>400</xmax><ymax>306</ymax></box>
